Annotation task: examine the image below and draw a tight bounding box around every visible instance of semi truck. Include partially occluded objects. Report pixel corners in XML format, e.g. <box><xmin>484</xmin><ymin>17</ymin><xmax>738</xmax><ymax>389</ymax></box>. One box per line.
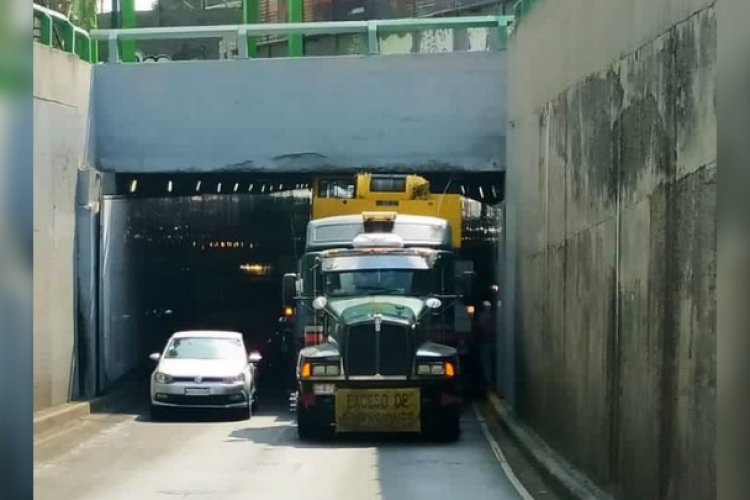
<box><xmin>282</xmin><ymin>208</ymin><xmax>475</xmax><ymax>441</ymax></box>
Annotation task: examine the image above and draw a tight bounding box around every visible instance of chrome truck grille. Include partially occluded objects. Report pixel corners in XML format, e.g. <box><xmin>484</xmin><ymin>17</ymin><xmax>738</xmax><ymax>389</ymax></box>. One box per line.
<box><xmin>346</xmin><ymin>323</ymin><xmax>410</xmax><ymax>377</ymax></box>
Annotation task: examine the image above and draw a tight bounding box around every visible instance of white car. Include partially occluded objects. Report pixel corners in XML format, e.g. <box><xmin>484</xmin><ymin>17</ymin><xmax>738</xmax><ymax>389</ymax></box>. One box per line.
<box><xmin>149</xmin><ymin>330</ymin><xmax>261</xmax><ymax>420</ymax></box>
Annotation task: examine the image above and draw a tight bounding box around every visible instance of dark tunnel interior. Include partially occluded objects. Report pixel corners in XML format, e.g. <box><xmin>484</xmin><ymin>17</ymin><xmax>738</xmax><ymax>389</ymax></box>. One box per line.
<box><xmin>95</xmin><ymin>172</ymin><xmax>503</xmax><ymax>400</ymax></box>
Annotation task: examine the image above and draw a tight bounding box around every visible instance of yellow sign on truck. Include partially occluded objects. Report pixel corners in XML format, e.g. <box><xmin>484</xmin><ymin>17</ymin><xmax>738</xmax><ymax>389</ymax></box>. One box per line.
<box><xmin>335</xmin><ymin>388</ymin><xmax>421</xmax><ymax>433</ymax></box>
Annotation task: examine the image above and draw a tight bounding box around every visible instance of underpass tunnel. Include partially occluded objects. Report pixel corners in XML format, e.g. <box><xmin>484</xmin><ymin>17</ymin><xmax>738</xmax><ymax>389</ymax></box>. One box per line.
<box><xmin>92</xmin><ymin>171</ymin><xmax>504</xmax><ymax>401</ymax></box>
<box><xmin>98</xmin><ymin>174</ymin><xmax>312</xmax><ymax>400</ymax></box>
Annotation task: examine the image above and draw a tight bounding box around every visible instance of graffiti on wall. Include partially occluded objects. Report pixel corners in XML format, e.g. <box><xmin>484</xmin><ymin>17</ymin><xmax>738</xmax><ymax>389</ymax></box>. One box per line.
<box><xmin>135</xmin><ymin>50</ymin><xmax>172</xmax><ymax>63</ymax></box>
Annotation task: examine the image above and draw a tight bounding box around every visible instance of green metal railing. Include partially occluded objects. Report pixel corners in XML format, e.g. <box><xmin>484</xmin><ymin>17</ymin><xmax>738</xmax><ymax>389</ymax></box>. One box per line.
<box><xmin>512</xmin><ymin>0</ymin><xmax>539</xmax><ymax>22</ymax></box>
<box><xmin>33</xmin><ymin>4</ymin><xmax>97</xmax><ymax>63</ymax></box>
<box><xmin>90</xmin><ymin>15</ymin><xmax>515</xmax><ymax>63</ymax></box>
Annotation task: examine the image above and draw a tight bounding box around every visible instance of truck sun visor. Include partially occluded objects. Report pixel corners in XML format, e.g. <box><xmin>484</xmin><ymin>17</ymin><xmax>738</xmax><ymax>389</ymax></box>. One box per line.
<box><xmin>322</xmin><ymin>254</ymin><xmax>430</xmax><ymax>272</ymax></box>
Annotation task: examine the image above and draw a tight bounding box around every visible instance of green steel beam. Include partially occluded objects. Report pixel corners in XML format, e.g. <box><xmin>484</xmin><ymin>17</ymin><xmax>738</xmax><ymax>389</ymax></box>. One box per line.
<box><xmin>375</xmin><ymin>16</ymin><xmax>513</xmax><ymax>32</ymax></box>
<box><xmin>36</xmin><ymin>11</ymin><xmax>53</xmax><ymax>45</ymax></box>
<box><xmin>243</xmin><ymin>0</ymin><xmax>257</xmax><ymax>58</ymax></box>
<box><xmin>91</xmin><ymin>16</ymin><xmax>513</xmax><ymax>41</ymax></box>
<box><xmin>367</xmin><ymin>21</ymin><xmax>378</xmax><ymax>54</ymax></box>
<box><xmin>74</xmin><ymin>30</ymin><xmax>92</xmax><ymax>61</ymax></box>
<box><xmin>92</xmin><ymin>21</ymin><xmax>370</xmax><ymax>42</ymax></box>
<box><xmin>60</xmin><ymin>20</ymin><xmax>75</xmax><ymax>53</ymax></box>
<box><xmin>287</xmin><ymin>0</ymin><xmax>303</xmax><ymax>57</ymax></box>
<box><xmin>91</xmin><ymin>3</ymin><xmax>99</xmax><ymax>62</ymax></box>
<box><xmin>121</xmin><ymin>0</ymin><xmax>136</xmax><ymax>62</ymax></box>
<box><xmin>33</xmin><ymin>5</ymin><xmax>96</xmax><ymax>62</ymax></box>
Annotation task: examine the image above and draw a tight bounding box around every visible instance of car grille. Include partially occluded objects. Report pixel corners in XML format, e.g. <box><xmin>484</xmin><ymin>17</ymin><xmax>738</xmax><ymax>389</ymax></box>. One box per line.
<box><xmin>172</xmin><ymin>377</ymin><xmax>224</xmax><ymax>383</ymax></box>
<box><xmin>346</xmin><ymin>323</ymin><xmax>410</xmax><ymax>377</ymax></box>
<box><xmin>159</xmin><ymin>394</ymin><xmax>245</xmax><ymax>406</ymax></box>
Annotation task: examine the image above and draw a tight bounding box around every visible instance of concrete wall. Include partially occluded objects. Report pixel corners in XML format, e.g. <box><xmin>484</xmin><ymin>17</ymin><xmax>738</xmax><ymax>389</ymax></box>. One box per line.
<box><xmin>33</xmin><ymin>44</ymin><xmax>95</xmax><ymax>410</ymax></box>
<box><xmin>99</xmin><ymin>198</ymin><xmax>145</xmax><ymax>388</ymax></box>
<box><xmin>92</xmin><ymin>51</ymin><xmax>506</xmax><ymax>174</ymax></box>
<box><xmin>504</xmin><ymin>1</ymin><xmax>716</xmax><ymax>498</ymax></box>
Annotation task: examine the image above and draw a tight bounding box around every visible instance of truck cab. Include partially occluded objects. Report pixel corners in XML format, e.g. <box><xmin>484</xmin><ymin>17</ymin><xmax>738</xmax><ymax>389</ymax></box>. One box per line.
<box><xmin>283</xmin><ymin>212</ymin><xmax>473</xmax><ymax>441</ymax></box>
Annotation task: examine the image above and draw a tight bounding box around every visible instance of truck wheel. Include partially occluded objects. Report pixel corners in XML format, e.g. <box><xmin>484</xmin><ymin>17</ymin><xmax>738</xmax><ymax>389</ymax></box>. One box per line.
<box><xmin>442</xmin><ymin>411</ymin><xmax>461</xmax><ymax>442</ymax></box>
<box><xmin>297</xmin><ymin>410</ymin><xmax>316</xmax><ymax>440</ymax></box>
<box><xmin>424</xmin><ymin>410</ymin><xmax>460</xmax><ymax>442</ymax></box>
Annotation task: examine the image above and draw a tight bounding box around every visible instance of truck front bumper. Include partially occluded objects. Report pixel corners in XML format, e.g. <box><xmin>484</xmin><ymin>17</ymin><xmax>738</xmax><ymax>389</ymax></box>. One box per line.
<box><xmin>296</xmin><ymin>380</ymin><xmax>461</xmax><ymax>432</ymax></box>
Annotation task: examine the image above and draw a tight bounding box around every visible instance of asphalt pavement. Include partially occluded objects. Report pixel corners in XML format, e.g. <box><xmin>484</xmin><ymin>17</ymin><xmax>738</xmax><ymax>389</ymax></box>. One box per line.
<box><xmin>34</xmin><ymin>399</ymin><xmax>539</xmax><ymax>500</ymax></box>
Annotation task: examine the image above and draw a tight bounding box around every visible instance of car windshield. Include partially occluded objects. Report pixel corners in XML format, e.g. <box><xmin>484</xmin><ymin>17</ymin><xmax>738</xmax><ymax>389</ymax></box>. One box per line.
<box><xmin>323</xmin><ymin>269</ymin><xmax>433</xmax><ymax>297</ymax></box>
<box><xmin>164</xmin><ymin>337</ymin><xmax>244</xmax><ymax>360</ymax></box>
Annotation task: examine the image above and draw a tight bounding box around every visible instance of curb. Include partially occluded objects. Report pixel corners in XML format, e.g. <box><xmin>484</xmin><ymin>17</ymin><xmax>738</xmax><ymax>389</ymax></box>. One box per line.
<box><xmin>34</xmin><ymin>378</ymin><xmax>142</xmax><ymax>442</ymax></box>
<box><xmin>33</xmin><ymin>402</ymin><xmax>92</xmax><ymax>439</ymax></box>
<box><xmin>485</xmin><ymin>391</ymin><xmax>612</xmax><ymax>500</ymax></box>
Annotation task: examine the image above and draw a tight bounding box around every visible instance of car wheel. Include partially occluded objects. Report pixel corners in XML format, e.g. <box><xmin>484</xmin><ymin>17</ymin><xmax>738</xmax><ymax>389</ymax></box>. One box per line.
<box><xmin>235</xmin><ymin>403</ymin><xmax>251</xmax><ymax>421</ymax></box>
<box><xmin>150</xmin><ymin>404</ymin><xmax>167</xmax><ymax>421</ymax></box>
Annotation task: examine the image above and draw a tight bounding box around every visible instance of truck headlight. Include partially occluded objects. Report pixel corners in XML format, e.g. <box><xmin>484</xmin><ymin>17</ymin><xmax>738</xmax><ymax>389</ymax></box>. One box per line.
<box><xmin>416</xmin><ymin>362</ymin><xmax>455</xmax><ymax>377</ymax></box>
<box><xmin>312</xmin><ymin>364</ymin><xmax>340</xmax><ymax>376</ymax></box>
<box><xmin>155</xmin><ymin>372</ymin><xmax>173</xmax><ymax>384</ymax></box>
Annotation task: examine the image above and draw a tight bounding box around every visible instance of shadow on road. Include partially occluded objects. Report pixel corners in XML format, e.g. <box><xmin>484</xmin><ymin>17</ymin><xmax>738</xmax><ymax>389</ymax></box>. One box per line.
<box><xmin>227</xmin><ymin>423</ymin><xmax>448</xmax><ymax>448</ymax></box>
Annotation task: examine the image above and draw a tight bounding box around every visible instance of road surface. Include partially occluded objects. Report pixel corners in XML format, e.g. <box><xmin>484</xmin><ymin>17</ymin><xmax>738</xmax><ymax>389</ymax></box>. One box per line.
<box><xmin>34</xmin><ymin>401</ymin><xmax>545</xmax><ymax>500</ymax></box>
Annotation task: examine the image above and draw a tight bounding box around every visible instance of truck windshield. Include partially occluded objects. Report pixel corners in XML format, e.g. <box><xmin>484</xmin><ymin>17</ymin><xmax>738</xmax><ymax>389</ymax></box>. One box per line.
<box><xmin>323</xmin><ymin>269</ymin><xmax>433</xmax><ymax>297</ymax></box>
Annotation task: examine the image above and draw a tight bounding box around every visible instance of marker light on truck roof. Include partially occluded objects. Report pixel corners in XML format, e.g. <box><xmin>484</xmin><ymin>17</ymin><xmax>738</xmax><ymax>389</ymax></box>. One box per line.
<box><xmin>362</xmin><ymin>211</ymin><xmax>397</xmax><ymax>222</ymax></box>
<box><xmin>352</xmin><ymin>233</ymin><xmax>404</xmax><ymax>248</ymax></box>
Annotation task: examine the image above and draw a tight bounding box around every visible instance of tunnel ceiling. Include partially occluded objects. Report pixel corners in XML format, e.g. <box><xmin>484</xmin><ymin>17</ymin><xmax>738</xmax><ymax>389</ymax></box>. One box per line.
<box><xmin>103</xmin><ymin>171</ymin><xmax>505</xmax><ymax>204</ymax></box>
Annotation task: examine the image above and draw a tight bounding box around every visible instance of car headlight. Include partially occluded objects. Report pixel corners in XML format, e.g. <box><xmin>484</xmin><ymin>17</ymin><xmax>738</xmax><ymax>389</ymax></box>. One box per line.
<box><xmin>416</xmin><ymin>361</ymin><xmax>455</xmax><ymax>377</ymax></box>
<box><xmin>155</xmin><ymin>372</ymin><xmax>173</xmax><ymax>384</ymax></box>
<box><xmin>223</xmin><ymin>374</ymin><xmax>245</xmax><ymax>384</ymax></box>
<box><xmin>311</xmin><ymin>364</ymin><xmax>340</xmax><ymax>376</ymax></box>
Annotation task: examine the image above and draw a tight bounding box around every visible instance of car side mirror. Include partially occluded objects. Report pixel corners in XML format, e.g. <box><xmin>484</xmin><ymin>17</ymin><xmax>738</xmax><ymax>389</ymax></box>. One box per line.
<box><xmin>248</xmin><ymin>351</ymin><xmax>262</xmax><ymax>364</ymax></box>
<box><xmin>282</xmin><ymin>273</ymin><xmax>297</xmax><ymax>307</ymax></box>
<box><xmin>149</xmin><ymin>352</ymin><xmax>160</xmax><ymax>362</ymax></box>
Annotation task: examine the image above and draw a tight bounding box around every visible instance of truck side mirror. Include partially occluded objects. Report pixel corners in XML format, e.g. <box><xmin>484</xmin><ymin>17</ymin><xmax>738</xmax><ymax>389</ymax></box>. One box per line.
<box><xmin>282</xmin><ymin>273</ymin><xmax>297</xmax><ymax>307</ymax></box>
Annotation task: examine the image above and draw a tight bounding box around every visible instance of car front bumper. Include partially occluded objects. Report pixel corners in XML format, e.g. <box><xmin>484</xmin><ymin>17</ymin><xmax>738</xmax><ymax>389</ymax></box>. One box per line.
<box><xmin>151</xmin><ymin>382</ymin><xmax>248</xmax><ymax>409</ymax></box>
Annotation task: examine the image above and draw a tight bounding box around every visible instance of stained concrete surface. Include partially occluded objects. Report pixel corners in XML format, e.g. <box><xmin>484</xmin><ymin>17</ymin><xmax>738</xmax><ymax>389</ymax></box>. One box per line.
<box><xmin>33</xmin><ymin>43</ymin><xmax>95</xmax><ymax>410</ymax></box>
<box><xmin>505</xmin><ymin>1</ymin><xmax>716</xmax><ymax>498</ymax></box>
<box><xmin>34</xmin><ymin>402</ymin><xmax>538</xmax><ymax>500</ymax></box>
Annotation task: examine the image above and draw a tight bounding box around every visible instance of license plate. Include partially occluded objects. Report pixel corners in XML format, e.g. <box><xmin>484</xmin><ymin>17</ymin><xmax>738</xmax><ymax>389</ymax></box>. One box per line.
<box><xmin>185</xmin><ymin>387</ymin><xmax>211</xmax><ymax>396</ymax></box>
<box><xmin>313</xmin><ymin>383</ymin><xmax>336</xmax><ymax>395</ymax></box>
<box><xmin>335</xmin><ymin>388</ymin><xmax>420</xmax><ymax>433</ymax></box>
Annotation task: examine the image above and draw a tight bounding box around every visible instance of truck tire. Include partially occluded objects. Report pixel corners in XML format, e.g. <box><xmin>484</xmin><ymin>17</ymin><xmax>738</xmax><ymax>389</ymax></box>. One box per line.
<box><xmin>297</xmin><ymin>409</ymin><xmax>316</xmax><ymax>440</ymax></box>
<box><xmin>441</xmin><ymin>411</ymin><xmax>461</xmax><ymax>442</ymax></box>
<box><xmin>424</xmin><ymin>409</ymin><xmax>460</xmax><ymax>442</ymax></box>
